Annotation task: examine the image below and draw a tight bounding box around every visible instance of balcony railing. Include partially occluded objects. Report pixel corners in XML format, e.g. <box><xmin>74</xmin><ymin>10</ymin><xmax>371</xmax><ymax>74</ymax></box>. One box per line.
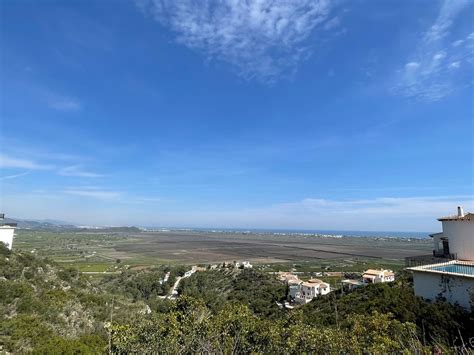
<box><xmin>408</xmin><ymin>260</ymin><xmax>474</xmax><ymax>277</ymax></box>
<box><xmin>405</xmin><ymin>253</ymin><xmax>457</xmax><ymax>267</ymax></box>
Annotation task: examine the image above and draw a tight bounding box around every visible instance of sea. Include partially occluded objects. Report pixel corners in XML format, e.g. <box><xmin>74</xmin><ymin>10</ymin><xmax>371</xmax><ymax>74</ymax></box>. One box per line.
<box><xmin>142</xmin><ymin>227</ymin><xmax>431</xmax><ymax>239</ymax></box>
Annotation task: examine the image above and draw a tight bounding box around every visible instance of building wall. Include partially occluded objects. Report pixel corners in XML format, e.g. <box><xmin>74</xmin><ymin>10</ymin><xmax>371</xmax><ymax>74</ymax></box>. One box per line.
<box><xmin>320</xmin><ymin>286</ymin><xmax>330</xmax><ymax>295</ymax></box>
<box><xmin>0</xmin><ymin>227</ymin><xmax>15</xmax><ymax>250</ymax></box>
<box><xmin>441</xmin><ymin>221</ymin><xmax>474</xmax><ymax>260</ymax></box>
<box><xmin>412</xmin><ymin>271</ymin><xmax>474</xmax><ymax>310</ymax></box>
<box><xmin>432</xmin><ymin>234</ymin><xmax>444</xmax><ymax>254</ymax></box>
<box><xmin>288</xmin><ymin>285</ymin><xmax>299</xmax><ymax>299</ymax></box>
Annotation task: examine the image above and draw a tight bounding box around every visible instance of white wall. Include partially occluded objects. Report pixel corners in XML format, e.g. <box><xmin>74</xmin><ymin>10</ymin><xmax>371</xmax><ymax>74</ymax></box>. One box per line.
<box><xmin>413</xmin><ymin>271</ymin><xmax>474</xmax><ymax>310</ymax></box>
<box><xmin>442</xmin><ymin>221</ymin><xmax>474</xmax><ymax>260</ymax></box>
<box><xmin>320</xmin><ymin>285</ymin><xmax>330</xmax><ymax>295</ymax></box>
<box><xmin>0</xmin><ymin>227</ymin><xmax>15</xmax><ymax>250</ymax></box>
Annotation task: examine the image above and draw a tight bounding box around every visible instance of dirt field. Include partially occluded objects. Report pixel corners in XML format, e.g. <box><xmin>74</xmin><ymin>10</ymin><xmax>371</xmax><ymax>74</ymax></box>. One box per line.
<box><xmin>110</xmin><ymin>231</ymin><xmax>433</xmax><ymax>264</ymax></box>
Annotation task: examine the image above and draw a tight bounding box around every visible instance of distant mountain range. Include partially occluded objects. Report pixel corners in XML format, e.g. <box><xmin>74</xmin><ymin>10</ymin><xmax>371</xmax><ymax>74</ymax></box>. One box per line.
<box><xmin>3</xmin><ymin>218</ymin><xmax>141</xmax><ymax>232</ymax></box>
<box><xmin>3</xmin><ymin>217</ymin><xmax>77</xmax><ymax>230</ymax></box>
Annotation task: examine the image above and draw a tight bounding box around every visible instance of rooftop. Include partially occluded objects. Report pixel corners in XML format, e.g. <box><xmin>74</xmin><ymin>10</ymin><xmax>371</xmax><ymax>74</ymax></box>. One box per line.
<box><xmin>363</xmin><ymin>269</ymin><xmax>394</xmax><ymax>276</ymax></box>
<box><xmin>302</xmin><ymin>279</ymin><xmax>326</xmax><ymax>287</ymax></box>
<box><xmin>342</xmin><ymin>279</ymin><xmax>364</xmax><ymax>285</ymax></box>
<box><xmin>438</xmin><ymin>206</ymin><xmax>473</xmax><ymax>221</ymax></box>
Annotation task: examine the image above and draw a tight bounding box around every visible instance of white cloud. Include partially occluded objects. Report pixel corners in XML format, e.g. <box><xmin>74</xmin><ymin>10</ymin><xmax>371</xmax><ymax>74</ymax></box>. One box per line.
<box><xmin>0</xmin><ymin>171</ymin><xmax>30</xmax><ymax>180</ymax></box>
<box><xmin>48</xmin><ymin>96</ymin><xmax>81</xmax><ymax>111</ymax></box>
<box><xmin>3</xmin><ymin>192</ymin><xmax>471</xmax><ymax>231</ymax></box>
<box><xmin>58</xmin><ymin>165</ymin><xmax>103</xmax><ymax>178</ymax></box>
<box><xmin>137</xmin><ymin>0</ymin><xmax>334</xmax><ymax>82</ymax></box>
<box><xmin>0</xmin><ymin>153</ymin><xmax>52</xmax><ymax>170</ymax></box>
<box><xmin>136</xmin><ymin>197</ymin><xmax>162</xmax><ymax>202</ymax></box>
<box><xmin>63</xmin><ymin>188</ymin><xmax>120</xmax><ymax>200</ymax></box>
<box><xmin>185</xmin><ymin>195</ymin><xmax>474</xmax><ymax>231</ymax></box>
<box><xmin>449</xmin><ymin>61</ymin><xmax>460</xmax><ymax>68</ymax></box>
<box><xmin>393</xmin><ymin>0</ymin><xmax>473</xmax><ymax>101</ymax></box>
<box><xmin>424</xmin><ymin>0</ymin><xmax>470</xmax><ymax>43</ymax></box>
<box><xmin>405</xmin><ymin>62</ymin><xmax>420</xmax><ymax>70</ymax></box>
<box><xmin>323</xmin><ymin>16</ymin><xmax>340</xmax><ymax>31</ymax></box>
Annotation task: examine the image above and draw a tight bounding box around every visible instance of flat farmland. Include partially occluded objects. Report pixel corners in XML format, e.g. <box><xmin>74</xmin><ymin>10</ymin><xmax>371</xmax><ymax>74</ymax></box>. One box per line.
<box><xmin>112</xmin><ymin>231</ymin><xmax>432</xmax><ymax>264</ymax></box>
<box><xmin>13</xmin><ymin>229</ymin><xmax>433</xmax><ymax>266</ymax></box>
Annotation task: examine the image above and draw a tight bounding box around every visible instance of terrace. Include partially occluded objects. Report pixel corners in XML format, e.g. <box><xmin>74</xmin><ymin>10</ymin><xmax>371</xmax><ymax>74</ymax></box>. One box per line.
<box><xmin>405</xmin><ymin>253</ymin><xmax>457</xmax><ymax>267</ymax></box>
<box><xmin>408</xmin><ymin>260</ymin><xmax>474</xmax><ymax>279</ymax></box>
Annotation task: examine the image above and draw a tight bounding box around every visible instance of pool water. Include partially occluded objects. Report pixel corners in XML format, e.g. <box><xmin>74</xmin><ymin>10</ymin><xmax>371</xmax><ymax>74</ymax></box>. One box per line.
<box><xmin>428</xmin><ymin>264</ymin><xmax>474</xmax><ymax>276</ymax></box>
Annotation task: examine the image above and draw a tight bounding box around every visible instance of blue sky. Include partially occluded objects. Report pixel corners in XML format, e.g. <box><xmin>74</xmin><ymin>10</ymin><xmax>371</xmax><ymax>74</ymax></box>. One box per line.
<box><xmin>0</xmin><ymin>0</ymin><xmax>473</xmax><ymax>231</ymax></box>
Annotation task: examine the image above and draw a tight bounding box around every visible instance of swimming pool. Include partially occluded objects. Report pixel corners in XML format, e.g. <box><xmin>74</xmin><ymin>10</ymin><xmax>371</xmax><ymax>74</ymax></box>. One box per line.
<box><xmin>428</xmin><ymin>263</ymin><xmax>474</xmax><ymax>276</ymax></box>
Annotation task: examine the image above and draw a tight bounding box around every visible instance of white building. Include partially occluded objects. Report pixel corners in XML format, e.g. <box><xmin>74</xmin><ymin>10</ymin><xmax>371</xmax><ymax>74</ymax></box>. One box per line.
<box><xmin>288</xmin><ymin>279</ymin><xmax>302</xmax><ymax>299</ymax></box>
<box><xmin>235</xmin><ymin>261</ymin><xmax>252</xmax><ymax>269</ymax></box>
<box><xmin>435</xmin><ymin>206</ymin><xmax>474</xmax><ymax>261</ymax></box>
<box><xmin>362</xmin><ymin>269</ymin><xmax>395</xmax><ymax>283</ymax></box>
<box><xmin>0</xmin><ymin>213</ymin><xmax>16</xmax><ymax>250</ymax></box>
<box><xmin>408</xmin><ymin>206</ymin><xmax>474</xmax><ymax>310</ymax></box>
<box><xmin>277</xmin><ymin>272</ymin><xmax>332</xmax><ymax>304</ymax></box>
<box><xmin>294</xmin><ymin>279</ymin><xmax>331</xmax><ymax>304</ymax></box>
<box><xmin>277</xmin><ymin>271</ymin><xmax>300</xmax><ymax>284</ymax></box>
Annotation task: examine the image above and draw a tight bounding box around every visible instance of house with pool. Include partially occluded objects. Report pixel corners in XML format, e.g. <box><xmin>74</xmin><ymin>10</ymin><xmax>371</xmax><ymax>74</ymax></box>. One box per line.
<box><xmin>408</xmin><ymin>206</ymin><xmax>474</xmax><ymax>310</ymax></box>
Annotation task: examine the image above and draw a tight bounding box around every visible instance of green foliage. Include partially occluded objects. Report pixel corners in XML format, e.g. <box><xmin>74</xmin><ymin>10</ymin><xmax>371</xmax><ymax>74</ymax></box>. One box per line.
<box><xmin>0</xmin><ymin>243</ymin><xmax>11</xmax><ymax>257</ymax></box>
<box><xmin>1</xmin><ymin>247</ymin><xmax>472</xmax><ymax>353</ymax></box>
<box><xmin>111</xmin><ymin>299</ymin><xmax>431</xmax><ymax>354</ymax></box>
<box><xmin>178</xmin><ymin>269</ymin><xmax>286</xmax><ymax>317</ymax></box>
<box><xmin>0</xmin><ymin>248</ymin><xmax>144</xmax><ymax>352</ymax></box>
<box><xmin>34</xmin><ymin>335</ymin><xmax>107</xmax><ymax>354</ymax></box>
<box><xmin>300</xmin><ymin>275</ymin><xmax>473</xmax><ymax>346</ymax></box>
<box><xmin>103</xmin><ymin>266</ymin><xmax>182</xmax><ymax>302</ymax></box>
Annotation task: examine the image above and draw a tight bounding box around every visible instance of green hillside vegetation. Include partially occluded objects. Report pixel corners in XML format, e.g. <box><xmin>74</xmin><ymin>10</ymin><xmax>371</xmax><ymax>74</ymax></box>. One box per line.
<box><xmin>178</xmin><ymin>268</ymin><xmax>287</xmax><ymax>318</ymax></box>
<box><xmin>301</xmin><ymin>272</ymin><xmax>474</xmax><ymax>346</ymax></box>
<box><xmin>1</xmin><ymin>244</ymin><xmax>472</xmax><ymax>353</ymax></box>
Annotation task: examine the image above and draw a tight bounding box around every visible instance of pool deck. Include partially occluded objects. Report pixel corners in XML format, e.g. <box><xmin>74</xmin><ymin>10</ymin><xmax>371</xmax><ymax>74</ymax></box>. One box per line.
<box><xmin>407</xmin><ymin>260</ymin><xmax>474</xmax><ymax>279</ymax></box>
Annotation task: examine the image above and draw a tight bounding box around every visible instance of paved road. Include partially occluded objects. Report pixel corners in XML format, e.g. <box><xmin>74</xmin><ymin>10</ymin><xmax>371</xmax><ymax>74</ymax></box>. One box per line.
<box><xmin>168</xmin><ymin>276</ymin><xmax>182</xmax><ymax>299</ymax></box>
<box><xmin>167</xmin><ymin>266</ymin><xmax>196</xmax><ymax>299</ymax></box>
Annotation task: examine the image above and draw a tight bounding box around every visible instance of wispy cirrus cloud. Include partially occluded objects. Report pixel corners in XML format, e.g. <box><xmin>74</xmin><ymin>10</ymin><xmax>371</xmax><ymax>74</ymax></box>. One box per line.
<box><xmin>393</xmin><ymin>0</ymin><xmax>473</xmax><ymax>101</ymax></box>
<box><xmin>48</xmin><ymin>95</ymin><xmax>81</xmax><ymax>111</ymax></box>
<box><xmin>136</xmin><ymin>0</ymin><xmax>337</xmax><ymax>82</ymax></box>
<box><xmin>63</xmin><ymin>187</ymin><xmax>120</xmax><ymax>200</ymax></box>
<box><xmin>0</xmin><ymin>171</ymin><xmax>31</xmax><ymax>180</ymax></box>
<box><xmin>0</xmin><ymin>153</ymin><xmax>53</xmax><ymax>170</ymax></box>
<box><xmin>424</xmin><ymin>0</ymin><xmax>469</xmax><ymax>43</ymax></box>
<box><xmin>185</xmin><ymin>195</ymin><xmax>474</xmax><ymax>231</ymax></box>
<box><xmin>58</xmin><ymin>165</ymin><xmax>103</xmax><ymax>178</ymax></box>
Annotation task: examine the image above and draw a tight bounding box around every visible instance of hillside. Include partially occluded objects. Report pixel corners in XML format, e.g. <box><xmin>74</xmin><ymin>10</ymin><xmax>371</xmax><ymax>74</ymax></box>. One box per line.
<box><xmin>0</xmin><ymin>245</ymin><xmax>148</xmax><ymax>352</ymax></box>
<box><xmin>1</xmin><ymin>244</ymin><xmax>472</xmax><ymax>353</ymax></box>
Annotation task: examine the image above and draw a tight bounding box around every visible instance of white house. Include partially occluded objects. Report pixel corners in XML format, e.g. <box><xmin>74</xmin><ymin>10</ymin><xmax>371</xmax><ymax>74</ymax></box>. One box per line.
<box><xmin>362</xmin><ymin>269</ymin><xmax>395</xmax><ymax>283</ymax></box>
<box><xmin>0</xmin><ymin>213</ymin><xmax>16</xmax><ymax>250</ymax></box>
<box><xmin>294</xmin><ymin>279</ymin><xmax>331</xmax><ymax>304</ymax></box>
<box><xmin>288</xmin><ymin>279</ymin><xmax>302</xmax><ymax>299</ymax></box>
<box><xmin>241</xmin><ymin>261</ymin><xmax>252</xmax><ymax>269</ymax></box>
<box><xmin>408</xmin><ymin>207</ymin><xmax>474</xmax><ymax>310</ymax></box>
<box><xmin>235</xmin><ymin>261</ymin><xmax>253</xmax><ymax>269</ymax></box>
<box><xmin>277</xmin><ymin>271</ymin><xmax>300</xmax><ymax>284</ymax></box>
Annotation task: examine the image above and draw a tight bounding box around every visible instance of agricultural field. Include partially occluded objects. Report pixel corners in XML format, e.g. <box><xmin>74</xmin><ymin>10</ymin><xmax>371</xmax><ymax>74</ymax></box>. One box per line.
<box><xmin>12</xmin><ymin>228</ymin><xmax>433</xmax><ymax>274</ymax></box>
